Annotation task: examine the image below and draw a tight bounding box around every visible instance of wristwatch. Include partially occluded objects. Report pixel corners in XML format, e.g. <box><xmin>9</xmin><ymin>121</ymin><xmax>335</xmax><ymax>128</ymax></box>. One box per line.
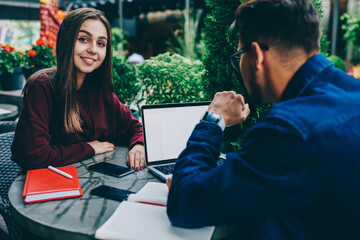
<box><xmin>200</xmin><ymin>111</ymin><xmax>226</xmax><ymax>131</ymax></box>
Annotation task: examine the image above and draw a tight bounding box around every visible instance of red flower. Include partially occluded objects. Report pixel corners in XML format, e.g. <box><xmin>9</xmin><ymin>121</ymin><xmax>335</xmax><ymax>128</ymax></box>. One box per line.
<box><xmin>47</xmin><ymin>41</ymin><xmax>56</xmax><ymax>48</ymax></box>
<box><xmin>51</xmin><ymin>49</ymin><xmax>56</xmax><ymax>56</ymax></box>
<box><xmin>36</xmin><ymin>39</ymin><xmax>46</xmax><ymax>46</ymax></box>
<box><xmin>2</xmin><ymin>44</ymin><xmax>15</xmax><ymax>54</ymax></box>
<box><xmin>27</xmin><ymin>50</ymin><xmax>37</xmax><ymax>57</ymax></box>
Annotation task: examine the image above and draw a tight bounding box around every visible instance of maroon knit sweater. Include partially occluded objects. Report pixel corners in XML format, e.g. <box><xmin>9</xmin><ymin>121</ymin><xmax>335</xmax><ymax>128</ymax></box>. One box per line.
<box><xmin>11</xmin><ymin>75</ymin><xmax>143</xmax><ymax>170</ymax></box>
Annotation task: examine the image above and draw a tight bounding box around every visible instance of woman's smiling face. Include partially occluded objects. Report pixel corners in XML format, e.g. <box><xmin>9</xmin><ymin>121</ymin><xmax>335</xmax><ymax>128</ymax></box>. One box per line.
<box><xmin>74</xmin><ymin>18</ymin><xmax>108</xmax><ymax>82</ymax></box>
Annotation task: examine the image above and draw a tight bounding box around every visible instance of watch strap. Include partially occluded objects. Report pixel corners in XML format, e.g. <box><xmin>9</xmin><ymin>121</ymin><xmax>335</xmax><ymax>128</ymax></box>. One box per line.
<box><xmin>200</xmin><ymin>111</ymin><xmax>226</xmax><ymax>131</ymax></box>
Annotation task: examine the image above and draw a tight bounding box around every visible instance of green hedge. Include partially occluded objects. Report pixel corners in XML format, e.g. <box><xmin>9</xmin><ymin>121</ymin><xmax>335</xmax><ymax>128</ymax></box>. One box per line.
<box><xmin>137</xmin><ymin>52</ymin><xmax>205</xmax><ymax>105</ymax></box>
<box><xmin>112</xmin><ymin>57</ymin><xmax>140</xmax><ymax>108</ymax></box>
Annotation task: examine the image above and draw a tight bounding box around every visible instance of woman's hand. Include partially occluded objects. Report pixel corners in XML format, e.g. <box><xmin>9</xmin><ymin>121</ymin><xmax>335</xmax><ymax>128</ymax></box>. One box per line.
<box><xmin>166</xmin><ymin>177</ymin><xmax>172</xmax><ymax>190</ymax></box>
<box><xmin>127</xmin><ymin>144</ymin><xmax>145</xmax><ymax>171</ymax></box>
<box><xmin>87</xmin><ymin>140</ymin><xmax>115</xmax><ymax>154</ymax></box>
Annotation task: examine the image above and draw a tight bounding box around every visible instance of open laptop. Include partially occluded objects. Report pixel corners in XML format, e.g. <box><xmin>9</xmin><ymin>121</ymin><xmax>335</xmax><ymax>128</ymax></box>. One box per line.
<box><xmin>141</xmin><ymin>102</ymin><xmax>210</xmax><ymax>181</ymax></box>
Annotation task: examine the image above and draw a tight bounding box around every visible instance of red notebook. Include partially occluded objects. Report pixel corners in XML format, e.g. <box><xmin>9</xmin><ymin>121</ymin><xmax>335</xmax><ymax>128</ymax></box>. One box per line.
<box><xmin>22</xmin><ymin>166</ymin><xmax>83</xmax><ymax>203</ymax></box>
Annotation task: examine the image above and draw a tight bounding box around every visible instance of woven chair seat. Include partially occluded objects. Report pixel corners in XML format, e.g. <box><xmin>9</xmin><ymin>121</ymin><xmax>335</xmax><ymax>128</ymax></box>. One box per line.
<box><xmin>0</xmin><ymin>121</ymin><xmax>16</xmax><ymax>134</ymax></box>
<box><xmin>0</xmin><ymin>132</ymin><xmax>22</xmax><ymax>240</ymax></box>
<box><xmin>0</xmin><ymin>132</ymin><xmax>20</xmax><ymax>201</ymax></box>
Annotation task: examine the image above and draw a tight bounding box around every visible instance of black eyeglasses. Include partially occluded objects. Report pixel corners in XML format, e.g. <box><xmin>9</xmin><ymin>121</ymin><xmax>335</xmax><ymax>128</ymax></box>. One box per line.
<box><xmin>229</xmin><ymin>43</ymin><xmax>269</xmax><ymax>72</ymax></box>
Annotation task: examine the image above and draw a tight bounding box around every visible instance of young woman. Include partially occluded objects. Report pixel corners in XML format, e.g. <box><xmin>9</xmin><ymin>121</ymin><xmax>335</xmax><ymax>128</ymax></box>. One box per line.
<box><xmin>11</xmin><ymin>8</ymin><xmax>145</xmax><ymax>171</ymax></box>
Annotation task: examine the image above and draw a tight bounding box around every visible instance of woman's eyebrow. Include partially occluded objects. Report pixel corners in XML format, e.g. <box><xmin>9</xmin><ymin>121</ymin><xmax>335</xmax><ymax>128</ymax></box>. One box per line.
<box><xmin>78</xmin><ymin>29</ymin><xmax>108</xmax><ymax>41</ymax></box>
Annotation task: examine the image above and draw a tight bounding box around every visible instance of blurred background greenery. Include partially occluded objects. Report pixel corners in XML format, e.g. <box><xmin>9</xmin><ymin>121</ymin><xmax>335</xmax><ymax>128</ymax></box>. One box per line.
<box><xmin>1</xmin><ymin>0</ymin><xmax>360</xmax><ymax>152</ymax></box>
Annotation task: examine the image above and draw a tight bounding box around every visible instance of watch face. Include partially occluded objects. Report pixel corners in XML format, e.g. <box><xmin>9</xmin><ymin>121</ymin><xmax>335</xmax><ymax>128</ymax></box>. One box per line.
<box><xmin>203</xmin><ymin>111</ymin><xmax>222</xmax><ymax>123</ymax></box>
<box><xmin>201</xmin><ymin>111</ymin><xmax>225</xmax><ymax>131</ymax></box>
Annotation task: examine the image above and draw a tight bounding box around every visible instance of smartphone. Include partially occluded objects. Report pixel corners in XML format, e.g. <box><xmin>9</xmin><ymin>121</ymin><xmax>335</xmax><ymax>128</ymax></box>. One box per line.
<box><xmin>88</xmin><ymin>162</ymin><xmax>134</xmax><ymax>178</ymax></box>
<box><xmin>90</xmin><ymin>185</ymin><xmax>134</xmax><ymax>202</ymax></box>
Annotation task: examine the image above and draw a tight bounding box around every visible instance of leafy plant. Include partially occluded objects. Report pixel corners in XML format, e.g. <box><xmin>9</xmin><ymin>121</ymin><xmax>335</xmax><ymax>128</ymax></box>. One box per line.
<box><xmin>327</xmin><ymin>55</ymin><xmax>346</xmax><ymax>71</ymax></box>
<box><xmin>21</xmin><ymin>33</ymin><xmax>56</xmax><ymax>70</ymax></box>
<box><xmin>341</xmin><ymin>9</ymin><xmax>360</xmax><ymax>50</ymax></box>
<box><xmin>0</xmin><ymin>44</ymin><xmax>22</xmax><ymax>75</ymax></box>
<box><xmin>137</xmin><ymin>52</ymin><xmax>205</xmax><ymax>106</ymax></box>
<box><xmin>169</xmin><ymin>9</ymin><xmax>206</xmax><ymax>61</ymax></box>
<box><xmin>111</xmin><ymin>27</ymin><xmax>127</xmax><ymax>58</ymax></box>
<box><xmin>112</xmin><ymin>57</ymin><xmax>140</xmax><ymax>109</ymax></box>
<box><xmin>201</xmin><ymin>0</ymin><xmax>330</xmax><ymax>152</ymax></box>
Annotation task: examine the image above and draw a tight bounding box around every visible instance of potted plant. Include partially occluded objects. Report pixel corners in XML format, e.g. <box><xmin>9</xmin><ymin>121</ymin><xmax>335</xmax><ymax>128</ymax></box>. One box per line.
<box><xmin>0</xmin><ymin>44</ymin><xmax>25</xmax><ymax>91</ymax></box>
<box><xmin>136</xmin><ymin>52</ymin><xmax>205</xmax><ymax>106</ymax></box>
<box><xmin>168</xmin><ymin>9</ymin><xmax>206</xmax><ymax>62</ymax></box>
<box><xmin>112</xmin><ymin>57</ymin><xmax>141</xmax><ymax>119</ymax></box>
<box><xmin>21</xmin><ymin>33</ymin><xmax>57</xmax><ymax>80</ymax></box>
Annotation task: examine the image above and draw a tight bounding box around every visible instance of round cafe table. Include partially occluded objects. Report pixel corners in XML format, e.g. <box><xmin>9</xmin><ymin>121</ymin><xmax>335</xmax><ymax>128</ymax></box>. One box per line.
<box><xmin>9</xmin><ymin>146</ymin><xmax>161</xmax><ymax>240</ymax></box>
<box><xmin>9</xmin><ymin>147</ymin><xmax>238</xmax><ymax>240</ymax></box>
<box><xmin>0</xmin><ymin>104</ymin><xmax>18</xmax><ymax>120</ymax></box>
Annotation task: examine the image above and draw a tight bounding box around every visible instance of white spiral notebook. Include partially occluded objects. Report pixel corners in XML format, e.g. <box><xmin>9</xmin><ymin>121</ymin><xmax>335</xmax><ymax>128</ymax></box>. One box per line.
<box><xmin>95</xmin><ymin>182</ymin><xmax>215</xmax><ymax>240</ymax></box>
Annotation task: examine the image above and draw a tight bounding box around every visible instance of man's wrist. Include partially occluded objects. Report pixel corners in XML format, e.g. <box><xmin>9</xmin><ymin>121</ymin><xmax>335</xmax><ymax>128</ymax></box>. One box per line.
<box><xmin>200</xmin><ymin>111</ymin><xmax>226</xmax><ymax>131</ymax></box>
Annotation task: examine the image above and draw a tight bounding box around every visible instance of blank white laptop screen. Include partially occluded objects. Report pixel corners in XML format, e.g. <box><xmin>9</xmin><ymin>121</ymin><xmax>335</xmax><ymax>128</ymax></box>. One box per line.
<box><xmin>142</xmin><ymin>104</ymin><xmax>209</xmax><ymax>163</ymax></box>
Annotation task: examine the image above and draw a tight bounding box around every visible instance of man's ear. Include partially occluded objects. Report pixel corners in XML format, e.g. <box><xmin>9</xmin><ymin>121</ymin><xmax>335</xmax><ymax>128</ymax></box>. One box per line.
<box><xmin>251</xmin><ymin>42</ymin><xmax>265</xmax><ymax>69</ymax></box>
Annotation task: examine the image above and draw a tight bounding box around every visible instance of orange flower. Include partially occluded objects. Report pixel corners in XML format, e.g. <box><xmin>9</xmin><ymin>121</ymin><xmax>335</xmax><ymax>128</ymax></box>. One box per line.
<box><xmin>43</xmin><ymin>32</ymin><xmax>57</xmax><ymax>41</ymax></box>
<box><xmin>47</xmin><ymin>41</ymin><xmax>56</xmax><ymax>48</ymax></box>
<box><xmin>50</xmin><ymin>34</ymin><xmax>57</xmax><ymax>41</ymax></box>
<box><xmin>28</xmin><ymin>50</ymin><xmax>37</xmax><ymax>57</ymax></box>
<box><xmin>19</xmin><ymin>54</ymin><xmax>23</xmax><ymax>58</ymax></box>
<box><xmin>36</xmin><ymin>39</ymin><xmax>46</xmax><ymax>46</ymax></box>
<box><xmin>351</xmin><ymin>64</ymin><xmax>360</xmax><ymax>79</ymax></box>
<box><xmin>56</xmin><ymin>10</ymin><xmax>67</xmax><ymax>21</ymax></box>
<box><xmin>51</xmin><ymin>49</ymin><xmax>56</xmax><ymax>56</ymax></box>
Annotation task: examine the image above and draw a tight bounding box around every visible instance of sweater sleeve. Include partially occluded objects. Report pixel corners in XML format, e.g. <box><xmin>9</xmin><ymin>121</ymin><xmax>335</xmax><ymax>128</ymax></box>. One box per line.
<box><xmin>11</xmin><ymin>79</ymin><xmax>95</xmax><ymax>170</ymax></box>
<box><xmin>112</xmin><ymin>94</ymin><xmax>143</xmax><ymax>148</ymax></box>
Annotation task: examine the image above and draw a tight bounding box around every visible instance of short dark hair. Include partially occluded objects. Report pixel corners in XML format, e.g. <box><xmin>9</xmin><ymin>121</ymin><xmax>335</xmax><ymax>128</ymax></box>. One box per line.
<box><xmin>234</xmin><ymin>0</ymin><xmax>320</xmax><ymax>53</ymax></box>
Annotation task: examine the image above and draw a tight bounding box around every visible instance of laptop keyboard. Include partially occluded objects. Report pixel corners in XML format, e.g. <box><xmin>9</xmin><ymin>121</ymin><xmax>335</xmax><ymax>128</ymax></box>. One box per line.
<box><xmin>153</xmin><ymin>164</ymin><xmax>175</xmax><ymax>175</ymax></box>
<box><xmin>152</xmin><ymin>156</ymin><xmax>225</xmax><ymax>176</ymax></box>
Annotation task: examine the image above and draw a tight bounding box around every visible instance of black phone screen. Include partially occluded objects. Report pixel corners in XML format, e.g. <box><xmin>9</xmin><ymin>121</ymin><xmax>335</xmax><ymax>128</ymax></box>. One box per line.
<box><xmin>88</xmin><ymin>162</ymin><xmax>134</xmax><ymax>178</ymax></box>
<box><xmin>90</xmin><ymin>185</ymin><xmax>134</xmax><ymax>202</ymax></box>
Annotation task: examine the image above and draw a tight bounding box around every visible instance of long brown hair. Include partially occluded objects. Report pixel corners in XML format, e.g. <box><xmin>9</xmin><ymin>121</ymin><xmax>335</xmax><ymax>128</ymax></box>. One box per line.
<box><xmin>26</xmin><ymin>8</ymin><xmax>113</xmax><ymax>134</ymax></box>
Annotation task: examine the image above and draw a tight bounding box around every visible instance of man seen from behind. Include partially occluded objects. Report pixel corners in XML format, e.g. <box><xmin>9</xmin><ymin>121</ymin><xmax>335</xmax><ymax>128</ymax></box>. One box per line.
<box><xmin>166</xmin><ymin>0</ymin><xmax>360</xmax><ymax>239</ymax></box>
